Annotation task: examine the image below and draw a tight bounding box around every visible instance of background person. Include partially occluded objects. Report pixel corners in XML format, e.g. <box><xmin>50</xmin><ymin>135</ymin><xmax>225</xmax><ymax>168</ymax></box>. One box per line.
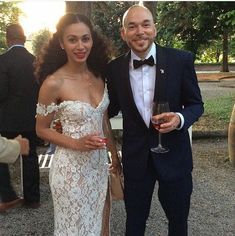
<box><xmin>106</xmin><ymin>4</ymin><xmax>204</xmax><ymax>236</ymax></box>
<box><xmin>0</xmin><ymin>134</ymin><xmax>29</xmax><ymax>212</ymax></box>
<box><xmin>0</xmin><ymin>24</ymin><xmax>40</xmax><ymax>210</ymax></box>
<box><xmin>0</xmin><ymin>135</ymin><xmax>29</xmax><ymax>164</ymax></box>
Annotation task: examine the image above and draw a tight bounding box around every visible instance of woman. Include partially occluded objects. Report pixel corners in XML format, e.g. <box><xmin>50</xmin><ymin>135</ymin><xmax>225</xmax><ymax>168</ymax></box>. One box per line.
<box><xmin>35</xmin><ymin>13</ymin><xmax>121</xmax><ymax>235</ymax></box>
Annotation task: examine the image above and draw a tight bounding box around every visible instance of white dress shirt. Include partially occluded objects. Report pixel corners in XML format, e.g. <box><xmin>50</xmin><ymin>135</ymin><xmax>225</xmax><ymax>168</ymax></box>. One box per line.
<box><xmin>129</xmin><ymin>43</ymin><xmax>184</xmax><ymax>128</ymax></box>
<box><xmin>129</xmin><ymin>43</ymin><xmax>156</xmax><ymax>127</ymax></box>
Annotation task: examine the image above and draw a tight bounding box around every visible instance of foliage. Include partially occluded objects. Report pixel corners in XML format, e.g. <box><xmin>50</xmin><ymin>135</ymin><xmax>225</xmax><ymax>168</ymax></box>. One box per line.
<box><xmin>221</xmin><ymin>9</ymin><xmax>235</xmax><ymax>26</ymax></box>
<box><xmin>197</xmin><ymin>42</ymin><xmax>221</xmax><ymax>63</ymax></box>
<box><xmin>31</xmin><ymin>29</ymin><xmax>51</xmax><ymax>56</ymax></box>
<box><xmin>156</xmin><ymin>2</ymin><xmax>235</xmax><ymax>60</ymax></box>
<box><xmin>196</xmin><ymin>36</ymin><xmax>235</xmax><ymax>63</ymax></box>
<box><xmin>91</xmin><ymin>1</ymin><xmax>133</xmax><ymax>56</ymax></box>
<box><xmin>0</xmin><ymin>1</ymin><xmax>22</xmax><ymax>53</ymax></box>
<box><xmin>229</xmin><ymin>35</ymin><xmax>235</xmax><ymax>58</ymax></box>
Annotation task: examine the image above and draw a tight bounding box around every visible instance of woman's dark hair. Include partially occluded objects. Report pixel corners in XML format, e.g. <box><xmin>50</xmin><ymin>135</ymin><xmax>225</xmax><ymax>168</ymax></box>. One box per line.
<box><xmin>34</xmin><ymin>13</ymin><xmax>112</xmax><ymax>84</ymax></box>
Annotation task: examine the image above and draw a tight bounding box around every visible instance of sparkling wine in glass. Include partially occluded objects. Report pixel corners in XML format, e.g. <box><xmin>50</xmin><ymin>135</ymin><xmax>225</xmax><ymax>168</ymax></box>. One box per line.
<box><xmin>151</xmin><ymin>101</ymin><xmax>170</xmax><ymax>154</ymax></box>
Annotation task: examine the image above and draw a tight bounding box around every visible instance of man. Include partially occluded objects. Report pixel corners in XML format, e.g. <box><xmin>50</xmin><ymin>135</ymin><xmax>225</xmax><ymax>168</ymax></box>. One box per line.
<box><xmin>0</xmin><ymin>24</ymin><xmax>40</xmax><ymax>210</ymax></box>
<box><xmin>0</xmin><ymin>135</ymin><xmax>29</xmax><ymax>164</ymax></box>
<box><xmin>106</xmin><ymin>4</ymin><xmax>204</xmax><ymax>236</ymax></box>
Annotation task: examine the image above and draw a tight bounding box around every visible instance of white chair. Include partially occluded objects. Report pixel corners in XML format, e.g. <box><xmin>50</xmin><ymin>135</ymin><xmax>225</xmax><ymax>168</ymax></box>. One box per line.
<box><xmin>38</xmin><ymin>154</ymin><xmax>54</xmax><ymax>172</ymax></box>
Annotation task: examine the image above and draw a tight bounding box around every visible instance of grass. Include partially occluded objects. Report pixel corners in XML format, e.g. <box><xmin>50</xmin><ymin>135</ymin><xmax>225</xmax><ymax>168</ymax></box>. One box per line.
<box><xmin>193</xmin><ymin>94</ymin><xmax>235</xmax><ymax>132</ymax></box>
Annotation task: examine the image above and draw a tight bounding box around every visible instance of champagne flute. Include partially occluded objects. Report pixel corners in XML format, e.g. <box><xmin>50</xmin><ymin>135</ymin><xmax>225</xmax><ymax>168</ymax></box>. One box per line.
<box><xmin>151</xmin><ymin>101</ymin><xmax>170</xmax><ymax>153</ymax></box>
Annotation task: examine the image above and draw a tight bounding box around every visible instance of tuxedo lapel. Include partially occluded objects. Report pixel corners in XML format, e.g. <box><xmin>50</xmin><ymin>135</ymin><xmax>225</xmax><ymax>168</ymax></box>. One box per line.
<box><xmin>154</xmin><ymin>44</ymin><xmax>168</xmax><ymax>102</ymax></box>
<box><xmin>121</xmin><ymin>52</ymin><xmax>148</xmax><ymax>128</ymax></box>
<box><xmin>121</xmin><ymin>52</ymin><xmax>133</xmax><ymax>103</ymax></box>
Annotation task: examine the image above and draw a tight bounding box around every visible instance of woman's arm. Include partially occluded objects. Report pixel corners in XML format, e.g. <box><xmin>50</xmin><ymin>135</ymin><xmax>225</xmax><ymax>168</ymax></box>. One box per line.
<box><xmin>103</xmin><ymin>110</ymin><xmax>122</xmax><ymax>173</ymax></box>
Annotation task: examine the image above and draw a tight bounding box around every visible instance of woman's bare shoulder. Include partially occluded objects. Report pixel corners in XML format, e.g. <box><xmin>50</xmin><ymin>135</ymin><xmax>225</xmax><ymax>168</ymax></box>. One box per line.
<box><xmin>38</xmin><ymin>73</ymin><xmax>65</xmax><ymax>104</ymax></box>
<box><xmin>42</xmin><ymin>73</ymin><xmax>64</xmax><ymax>90</ymax></box>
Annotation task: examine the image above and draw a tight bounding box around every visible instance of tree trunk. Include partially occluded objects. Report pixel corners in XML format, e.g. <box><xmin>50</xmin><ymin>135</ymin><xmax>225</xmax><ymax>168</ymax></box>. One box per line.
<box><xmin>221</xmin><ymin>29</ymin><xmax>229</xmax><ymax>72</ymax></box>
<box><xmin>66</xmin><ymin>1</ymin><xmax>92</xmax><ymax>18</ymax></box>
<box><xmin>216</xmin><ymin>49</ymin><xmax>220</xmax><ymax>63</ymax></box>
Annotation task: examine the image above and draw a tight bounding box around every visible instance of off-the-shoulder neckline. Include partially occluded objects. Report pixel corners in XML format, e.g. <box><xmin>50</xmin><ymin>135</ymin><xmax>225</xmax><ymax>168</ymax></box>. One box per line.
<box><xmin>38</xmin><ymin>88</ymin><xmax>107</xmax><ymax>110</ymax></box>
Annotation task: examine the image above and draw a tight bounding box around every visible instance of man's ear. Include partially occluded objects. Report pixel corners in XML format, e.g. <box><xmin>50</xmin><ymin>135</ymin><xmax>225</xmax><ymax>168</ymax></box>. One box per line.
<box><xmin>154</xmin><ymin>23</ymin><xmax>157</xmax><ymax>37</ymax></box>
<box><xmin>22</xmin><ymin>35</ymin><xmax>26</xmax><ymax>43</ymax></box>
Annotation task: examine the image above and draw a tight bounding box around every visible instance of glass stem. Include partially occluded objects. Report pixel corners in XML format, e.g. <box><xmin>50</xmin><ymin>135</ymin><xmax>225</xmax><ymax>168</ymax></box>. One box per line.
<box><xmin>158</xmin><ymin>132</ymin><xmax>162</xmax><ymax>147</ymax></box>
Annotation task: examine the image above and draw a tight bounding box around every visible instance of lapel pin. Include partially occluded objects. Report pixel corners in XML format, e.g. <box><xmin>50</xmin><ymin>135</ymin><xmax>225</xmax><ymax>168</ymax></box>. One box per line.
<box><xmin>160</xmin><ymin>69</ymin><xmax>164</xmax><ymax>74</ymax></box>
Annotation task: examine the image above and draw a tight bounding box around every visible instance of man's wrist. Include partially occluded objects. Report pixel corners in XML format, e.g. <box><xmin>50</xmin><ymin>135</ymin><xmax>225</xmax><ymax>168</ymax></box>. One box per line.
<box><xmin>175</xmin><ymin>112</ymin><xmax>184</xmax><ymax>130</ymax></box>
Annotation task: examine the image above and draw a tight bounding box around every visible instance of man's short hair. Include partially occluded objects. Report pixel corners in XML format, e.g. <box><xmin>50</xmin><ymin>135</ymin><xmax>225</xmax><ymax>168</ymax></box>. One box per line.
<box><xmin>6</xmin><ymin>24</ymin><xmax>26</xmax><ymax>41</ymax></box>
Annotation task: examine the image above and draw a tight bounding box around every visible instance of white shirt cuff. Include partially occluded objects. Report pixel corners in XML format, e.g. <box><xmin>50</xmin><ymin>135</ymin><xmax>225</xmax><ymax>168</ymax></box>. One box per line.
<box><xmin>175</xmin><ymin>112</ymin><xmax>184</xmax><ymax>130</ymax></box>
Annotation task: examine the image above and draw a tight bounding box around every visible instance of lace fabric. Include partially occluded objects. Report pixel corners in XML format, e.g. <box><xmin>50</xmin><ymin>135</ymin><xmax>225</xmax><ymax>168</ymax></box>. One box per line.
<box><xmin>37</xmin><ymin>90</ymin><xmax>110</xmax><ymax>235</ymax></box>
<box><xmin>36</xmin><ymin>102</ymin><xmax>58</xmax><ymax>116</ymax></box>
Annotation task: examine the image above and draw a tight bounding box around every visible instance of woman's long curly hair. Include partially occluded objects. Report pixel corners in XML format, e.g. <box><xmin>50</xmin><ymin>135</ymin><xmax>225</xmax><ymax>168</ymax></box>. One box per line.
<box><xmin>34</xmin><ymin>13</ymin><xmax>112</xmax><ymax>85</ymax></box>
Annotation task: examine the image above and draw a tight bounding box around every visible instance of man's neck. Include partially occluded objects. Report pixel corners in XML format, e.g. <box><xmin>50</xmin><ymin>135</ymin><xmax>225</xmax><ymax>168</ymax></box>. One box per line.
<box><xmin>131</xmin><ymin>43</ymin><xmax>155</xmax><ymax>60</ymax></box>
<box><xmin>7</xmin><ymin>39</ymin><xmax>25</xmax><ymax>48</ymax></box>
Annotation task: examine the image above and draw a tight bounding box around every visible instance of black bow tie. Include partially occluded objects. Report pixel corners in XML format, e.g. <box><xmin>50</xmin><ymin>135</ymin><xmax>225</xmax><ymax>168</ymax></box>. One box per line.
<box><xmin>133</xmin><ymin>55</ymin><xmax>154</xmax><ymax>69</ymax></box>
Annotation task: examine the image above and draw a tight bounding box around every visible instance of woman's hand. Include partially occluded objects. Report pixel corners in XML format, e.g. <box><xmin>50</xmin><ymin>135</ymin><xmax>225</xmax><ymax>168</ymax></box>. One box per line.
<box><xmin>72</xmin><ymin>133</ymin><xmax>106</xmax><ymax>151</ymax></box>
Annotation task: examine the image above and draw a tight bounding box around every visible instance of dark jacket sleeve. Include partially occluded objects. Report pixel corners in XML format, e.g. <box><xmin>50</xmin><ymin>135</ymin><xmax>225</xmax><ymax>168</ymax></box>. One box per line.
<box><xmin>106</xmin><ymin>61</ymin><xmax>121</xmax><ymax>118</ymax></box>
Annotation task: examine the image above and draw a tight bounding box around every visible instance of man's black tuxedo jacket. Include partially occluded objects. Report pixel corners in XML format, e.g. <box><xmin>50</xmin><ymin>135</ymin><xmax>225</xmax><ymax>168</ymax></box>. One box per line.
<box><xmin>106</xmin><ymin>44</ymin><xmax>204</xmax><ymax>182</ymax></box>
<box><xmin>0</xmin><ymin>47</ymin><xmax>39</xmax><ymax>132</ymax></box>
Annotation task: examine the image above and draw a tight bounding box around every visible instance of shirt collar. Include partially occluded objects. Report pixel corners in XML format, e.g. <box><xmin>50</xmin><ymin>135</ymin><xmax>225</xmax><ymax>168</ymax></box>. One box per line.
<box><xmin>7</xmin><ymin>44</ymin><xmax>25</xmax><ymax>51</ymax></box>
<box><xmin>130</xmin><ymin>43</ymin><xmax>156</xmax><ymax>69</ymax></box>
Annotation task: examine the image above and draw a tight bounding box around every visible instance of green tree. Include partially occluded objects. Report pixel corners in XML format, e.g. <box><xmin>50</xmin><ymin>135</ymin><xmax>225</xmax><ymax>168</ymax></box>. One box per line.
<box><xmin>31</xmin><ymin>29</ymin><xmax>51</xmax><ymax>56</ymax></box>
<box><xmin>92</xmin><ymin>1</ymin><xmax>134</xmax><ymax>56</ymax></box>
<box><xmin>197</xmin><ymin>41</ymin><xmax>222</xmax><ymax>63</ymax></box>
<box><xmin>66</xmin><ymin>1</ymin><xmax>92</xmax><ymax>18</ymax></box>
<box><xmin>156</xmin><ymin>2</ymin><xmax>235</xmax><ymax>71</ymax></box>
<box><xmin>219</xmin><ymin>8</ymin><xmax>235</xmax><ymax>71</ymax></box>
<box><xmin>0</xmin><ymin>1</ymin><xmax>22</xmax><ymax>53</ymax></box>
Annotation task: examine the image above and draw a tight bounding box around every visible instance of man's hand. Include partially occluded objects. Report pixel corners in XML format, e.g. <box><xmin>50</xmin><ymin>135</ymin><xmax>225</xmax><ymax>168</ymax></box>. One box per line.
<box><xmin>15</xmin><ymin>135</ymin><xmax>29</xmax><ymax>155</ymax></box>
<box><xmin>152</xmin><ymin>112</ymin><xmax>181</xmax><ymax>133</ymax></box>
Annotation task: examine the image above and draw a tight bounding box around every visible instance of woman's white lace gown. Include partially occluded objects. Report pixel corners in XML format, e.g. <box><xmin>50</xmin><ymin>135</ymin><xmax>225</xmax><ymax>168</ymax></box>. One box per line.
<box><xmin>37</xmin><ymin>90</ymin><xmax>110</xmax><ymax>236</ymax></box>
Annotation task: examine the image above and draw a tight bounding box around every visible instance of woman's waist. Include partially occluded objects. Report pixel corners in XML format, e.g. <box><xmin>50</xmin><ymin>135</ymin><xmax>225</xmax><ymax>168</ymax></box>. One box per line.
<box><xmin>61</xmin><ymin>125</ymin><xmax>103</xmax><ymax>137</ymax></box>
<box><xmin>51</xmin><ymin>148</ymin><xmax>108</xmax><ymax>172</ymax></box>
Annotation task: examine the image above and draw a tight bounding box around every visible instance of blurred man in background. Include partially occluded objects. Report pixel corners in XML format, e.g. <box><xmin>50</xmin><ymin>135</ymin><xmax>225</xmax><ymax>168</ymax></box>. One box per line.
<box><xmin>0</xmin><ymin>24</ymin><xmax>40</xmax><ymax>211</ymax></box>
